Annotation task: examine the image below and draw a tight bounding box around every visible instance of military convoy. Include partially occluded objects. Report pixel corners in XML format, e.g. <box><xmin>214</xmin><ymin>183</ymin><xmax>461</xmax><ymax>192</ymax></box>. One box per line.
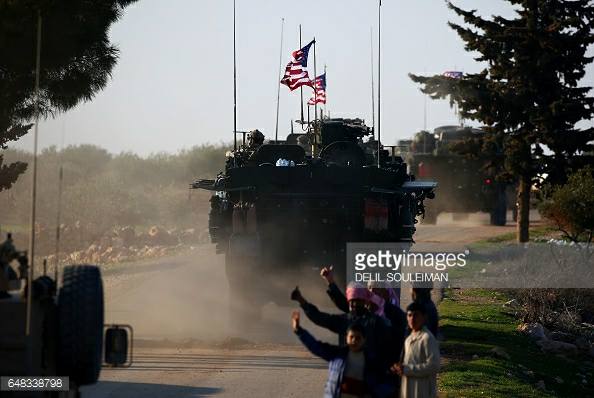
<box><xmin>0</xmin><ymin>234</ymin><xmax>131</xmax><ymax>397</ymax></box>
<box><xmin>399</xmin><ymin>125</ymin><xmax>515</xmax><ymax>226</ymax></box>
<box><xmin>193</xmin><ymin>118</ymin><xmax>436</xmax><ymax>309</ymax></box>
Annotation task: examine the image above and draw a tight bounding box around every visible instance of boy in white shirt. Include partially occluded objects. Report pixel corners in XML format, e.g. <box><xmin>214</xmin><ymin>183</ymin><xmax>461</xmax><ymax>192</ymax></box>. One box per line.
<box><xmin>391</xmin><ymin>302</ymin><xmax>440</xmax><ymax>398</ymax></box>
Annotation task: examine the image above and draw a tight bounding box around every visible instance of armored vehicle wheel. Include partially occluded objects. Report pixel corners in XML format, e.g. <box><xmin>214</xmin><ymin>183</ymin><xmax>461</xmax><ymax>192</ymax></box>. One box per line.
<box><xmin>490</xmin><ymin>208</ymin><xmax>507</xmax><ymax>226</ymax></box>
<box><xmin>490</xmin><ymin>186</ymin><xmax>507</xmax><ymax>226</ymax></box>
<box><xmin>57</xmin><ymin>265</ymin><xmax>104</xmax><ymax>386</ymax></box>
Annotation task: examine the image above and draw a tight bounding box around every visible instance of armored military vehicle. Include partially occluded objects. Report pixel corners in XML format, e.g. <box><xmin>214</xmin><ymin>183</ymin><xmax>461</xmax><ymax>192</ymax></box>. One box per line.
<box><xmin>192</xmin><ymin>118</ymin><xmax>436</xmax><ymax>307</ymax></box>
<box><xmin>0</xmin><ymin>234</ymin><xmax>131</xmax><ymax>397</ymax></box>
<box><xmin>400</xmin><ymin>125</ymin><xmax>514</xmax><ymax>226</ymax></box>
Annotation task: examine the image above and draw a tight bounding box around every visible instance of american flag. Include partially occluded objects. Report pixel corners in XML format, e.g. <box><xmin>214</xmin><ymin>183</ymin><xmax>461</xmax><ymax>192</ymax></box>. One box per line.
<box><xmin>443</xmin><ymin>71</ymin><xmax>464</xmax><ymax>79</ymax></box>
<box><xmin>280</xmin><ymin>40</ymin><xmax>315</xmax><ymax>91</ymax></box>
<box><xmin>308</xmin><ymin>73</ymin><xmax>326</xmax><ymax>105</ymax></box>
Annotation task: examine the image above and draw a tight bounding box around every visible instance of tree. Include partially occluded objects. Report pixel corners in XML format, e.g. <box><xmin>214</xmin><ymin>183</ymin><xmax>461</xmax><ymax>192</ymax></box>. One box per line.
<box><xmin>410</xmin><ymin>1</ymin><xmax>594</xmax><ymax>242</ymax></box>
<box><xmin>0</xmin><ymin>0</ymin><xmax>137</xmax><ymax>191</ymax></box>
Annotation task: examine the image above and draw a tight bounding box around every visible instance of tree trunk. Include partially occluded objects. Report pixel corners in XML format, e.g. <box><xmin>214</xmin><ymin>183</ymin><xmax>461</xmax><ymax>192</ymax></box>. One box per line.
<box><xmin>517</xmin><ymin>174</ymin><xmax>531</xmax><ymax>243</ymax></box>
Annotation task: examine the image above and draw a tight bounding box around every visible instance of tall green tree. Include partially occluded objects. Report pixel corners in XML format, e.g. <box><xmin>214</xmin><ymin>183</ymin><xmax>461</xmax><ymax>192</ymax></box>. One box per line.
<box><xmin>410</xmin><ymin>0</ymin><xmax>594</xmax><ymax>242</ymax></box>
<box><xmin>0</xmin><ymin>0</ymin><xmax>137</xmax><ymax>190</ymax></box>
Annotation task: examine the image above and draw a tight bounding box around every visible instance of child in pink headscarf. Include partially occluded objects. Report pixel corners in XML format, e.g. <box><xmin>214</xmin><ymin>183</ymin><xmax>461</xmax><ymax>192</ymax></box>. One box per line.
<box><xmin>290</xmin><ymin>283</ymin><xmax>393</xmax><ymax>373</ymax></box>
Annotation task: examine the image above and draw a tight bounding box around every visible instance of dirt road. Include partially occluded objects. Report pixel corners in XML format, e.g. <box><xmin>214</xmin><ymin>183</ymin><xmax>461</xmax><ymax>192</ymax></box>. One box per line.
<box><xmin>82</xmin><ymin>217</ymin><xmax>519</xmax><ymax>398</ymax></box>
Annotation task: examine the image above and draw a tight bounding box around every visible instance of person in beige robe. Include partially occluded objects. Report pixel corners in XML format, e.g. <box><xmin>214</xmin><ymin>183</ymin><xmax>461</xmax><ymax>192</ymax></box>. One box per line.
<box><xmin>391</xmin><ymin>301</ymin><xmax>440</xmax><ymax>398</ymax></box>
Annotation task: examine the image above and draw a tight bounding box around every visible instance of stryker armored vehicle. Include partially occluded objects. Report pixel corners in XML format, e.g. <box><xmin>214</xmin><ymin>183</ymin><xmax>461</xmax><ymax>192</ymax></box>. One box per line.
<box><xmin>192</xmin><ymin>118</ymin><xmax>436</xmax><ymax>308</ymax></box>
<box><xmin>399</xmin><ymin>125</ymin><xmax>514</xmax><ymax>226</ymax></box>
<box><xmin>0</xmin><ymin>234</ymin><xmax>131</xmax><ymax>397</ymax></box>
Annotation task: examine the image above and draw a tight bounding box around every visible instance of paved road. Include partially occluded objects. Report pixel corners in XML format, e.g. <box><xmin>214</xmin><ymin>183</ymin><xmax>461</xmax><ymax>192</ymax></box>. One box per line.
<box><xmin>83</xmin><ymin>217</ymin><xmax>520</xmax><ymax>398</ymax></box>
<box><xmin>84</xmin><ymin>347</ymin><xmax>326</xmax><ymax>398</ymax></box>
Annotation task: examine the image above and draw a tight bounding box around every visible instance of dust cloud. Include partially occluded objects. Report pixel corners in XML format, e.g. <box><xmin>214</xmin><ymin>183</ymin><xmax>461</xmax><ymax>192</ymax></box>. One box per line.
<box><xmin>101</xmin><ymin>245</ymin><xmax>339</xmax><ymax>346</ymax></box>
<box><xmin>1</xmin><ymin>145</ymin><xmax>339</xmax><ymax>346</ymax></box>
<box><xmin>100</xmin><ymin>209</ymin><xmax>534</xmax><ymax>346</ymax></box>
<box><xmin>428</xmin><ymin>210</ymin><xmax>540</xmax><ymax>227</ymax></box>
<box><xmin>432</xmin><ymin>211</ymin><xmax>493</xmax><ymax>226</ymax></box>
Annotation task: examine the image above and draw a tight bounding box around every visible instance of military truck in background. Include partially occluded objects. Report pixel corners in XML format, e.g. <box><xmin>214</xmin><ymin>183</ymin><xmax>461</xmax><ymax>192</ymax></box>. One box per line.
<box><xmin>398</xmin><ymin>125</ymin><xmax>515</xmax><ymax>226</ymax></box>
<box><xmin>0</xmin><ymin>234</ymin><xmax>131</xmax><ymax>397</ymax></box>
<box><xmin>193</xmin><ymin>118</ymin><xmax>436</xmax><ymax>310</ymax></box>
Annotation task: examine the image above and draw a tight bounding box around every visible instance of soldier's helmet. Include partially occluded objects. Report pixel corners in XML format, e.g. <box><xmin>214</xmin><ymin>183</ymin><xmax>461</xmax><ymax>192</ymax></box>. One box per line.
<box><xmin>247</xmin><ymin>129</ymin><xmax>265</xmax><ymax>147</ymax></box>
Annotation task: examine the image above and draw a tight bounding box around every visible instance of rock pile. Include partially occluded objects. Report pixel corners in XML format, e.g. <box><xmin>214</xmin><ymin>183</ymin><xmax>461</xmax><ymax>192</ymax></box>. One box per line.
<box><xmin>46</xmin><ymin>225</ymin><xmax>209</xmax><ymax>265</ymax></box>
<box><xmin>518</xmin><ymin>322</ymin><xmax>594</xmax><ymax>358</ymax></box>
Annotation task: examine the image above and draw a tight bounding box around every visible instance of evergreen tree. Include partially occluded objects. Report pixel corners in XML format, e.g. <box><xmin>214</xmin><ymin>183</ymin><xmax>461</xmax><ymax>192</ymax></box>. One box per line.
<box><xmin>410</xmin><ymin>0</ymin><xmax>594</xmax><ymax>242</ymax></box>
<box><xmin>0</xmin><ymin>0</ymin><xmax>137</xmax><ymax>190</ymax></box>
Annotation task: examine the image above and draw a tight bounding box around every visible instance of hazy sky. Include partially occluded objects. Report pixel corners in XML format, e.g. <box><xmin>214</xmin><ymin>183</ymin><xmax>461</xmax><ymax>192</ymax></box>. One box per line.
<box><xmin>13</xmin><ymin>0</ymin><xmax>588</xmax><ymax>156</ymax></box>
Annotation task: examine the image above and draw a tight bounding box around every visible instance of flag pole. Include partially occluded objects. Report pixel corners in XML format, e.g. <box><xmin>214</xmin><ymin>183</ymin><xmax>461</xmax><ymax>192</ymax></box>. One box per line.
<box><xmin>233</xmin><ymin>0</ymin><xmax>238</xmax><ymax>151</ymax></box>
<box><xmin>299</xmin><ymin>24</ymin><xmax>304</xmax><ymax>126</ymax></box>
<box><xmin>275</xmin><ymin>18</ymin><xmax>285</xmax><ymax>143</ymax></box>
<box><xmin>324</xmin><ymin>64</ymin><xmax>327</xmax><ymax>117</ymax></box>
<box><xmin>377</xmin><ymin>0</ymin><xmax>382</xmax><ymax>168</ymax></box>
<box><xmin>313</xmin><ymin>38</ymin><xmax>317</xmax><ymax>123</ymax></box>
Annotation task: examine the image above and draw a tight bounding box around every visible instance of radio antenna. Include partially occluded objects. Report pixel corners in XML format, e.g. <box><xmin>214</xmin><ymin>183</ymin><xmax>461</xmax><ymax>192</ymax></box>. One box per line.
<box><xmin>370</xmin><ymin>26</ymin><xmax>375</xmax><ymax>136</ymax></box>
<box><xmin>377</xmin><ymin>0</ymin><xmax>382</xmax><ymax>168</ymax></box>
<box><xmin>233</xmin><ymin>0</ymin><xmax>238</xmax><ymax>151</ymax></box>
<box><xmin>274</xmin><ymin>18</ymin><xmax>285</xmax><ymax>142</ymax></box>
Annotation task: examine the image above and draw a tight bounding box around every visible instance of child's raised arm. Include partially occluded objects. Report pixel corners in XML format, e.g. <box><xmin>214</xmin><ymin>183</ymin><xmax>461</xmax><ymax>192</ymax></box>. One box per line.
<box><xmin>291</xmin><ymin>290</ymin><xmax>347</xmax><ymax>335</ymax></box>
<box><xmin>292</xmin><ymin>310</ymin><xmax>343</xmax><ymax>362</ymax></box>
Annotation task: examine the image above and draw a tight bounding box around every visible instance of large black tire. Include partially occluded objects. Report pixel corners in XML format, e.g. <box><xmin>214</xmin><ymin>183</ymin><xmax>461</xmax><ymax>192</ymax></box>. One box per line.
<box><xmin>490</xmin><ymin>185</ymin><xmax>508</xmax><ymax>226</ymax></box>
<box><xmin>57</xmin><ymin>265</ymin><xmax>104</xmax><ymax>386</ymax></box>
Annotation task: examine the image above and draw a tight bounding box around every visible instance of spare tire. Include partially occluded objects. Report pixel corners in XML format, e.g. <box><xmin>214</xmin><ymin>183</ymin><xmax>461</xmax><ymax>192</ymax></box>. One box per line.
<box><xmin>57</xmin><ymin>265</ymin><xmax>104</xmax><ymax>385</ymax></box>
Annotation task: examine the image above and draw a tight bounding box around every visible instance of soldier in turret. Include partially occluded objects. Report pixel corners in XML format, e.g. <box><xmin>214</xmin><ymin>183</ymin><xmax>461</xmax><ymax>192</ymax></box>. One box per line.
<box><xmin>247</xmin><ymin>129</ymin><xmax>265</xmax><ymax>150</ymax></box>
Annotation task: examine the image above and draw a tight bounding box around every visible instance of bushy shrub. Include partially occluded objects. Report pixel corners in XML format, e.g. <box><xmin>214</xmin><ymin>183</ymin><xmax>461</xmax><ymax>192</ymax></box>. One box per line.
<box><xmin>540</xmin><ymin>166</ymin><xmax>594</xmax><ymax>243</ymax></box>
<box><xmin>512</xmin><ymin>288</ymin><xmax>594</xmax><ymax>333</ymax></box>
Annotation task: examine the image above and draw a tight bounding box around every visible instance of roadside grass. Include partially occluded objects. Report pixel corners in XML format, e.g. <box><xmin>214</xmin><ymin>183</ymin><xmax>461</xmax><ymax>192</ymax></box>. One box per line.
<box><xmin>446</xmin><ymin>224</ymin><xmax>560</xmax><ymax>280</ymax></box>
<box><xmin>478</xmin><ymin>224</ymin><xmax>557</xmax><ymax>245</ymax></box>
<box><xmin>438</xmin><ymin>289</ymin><xmax>594</xmax><ymax>397</ymax></box>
